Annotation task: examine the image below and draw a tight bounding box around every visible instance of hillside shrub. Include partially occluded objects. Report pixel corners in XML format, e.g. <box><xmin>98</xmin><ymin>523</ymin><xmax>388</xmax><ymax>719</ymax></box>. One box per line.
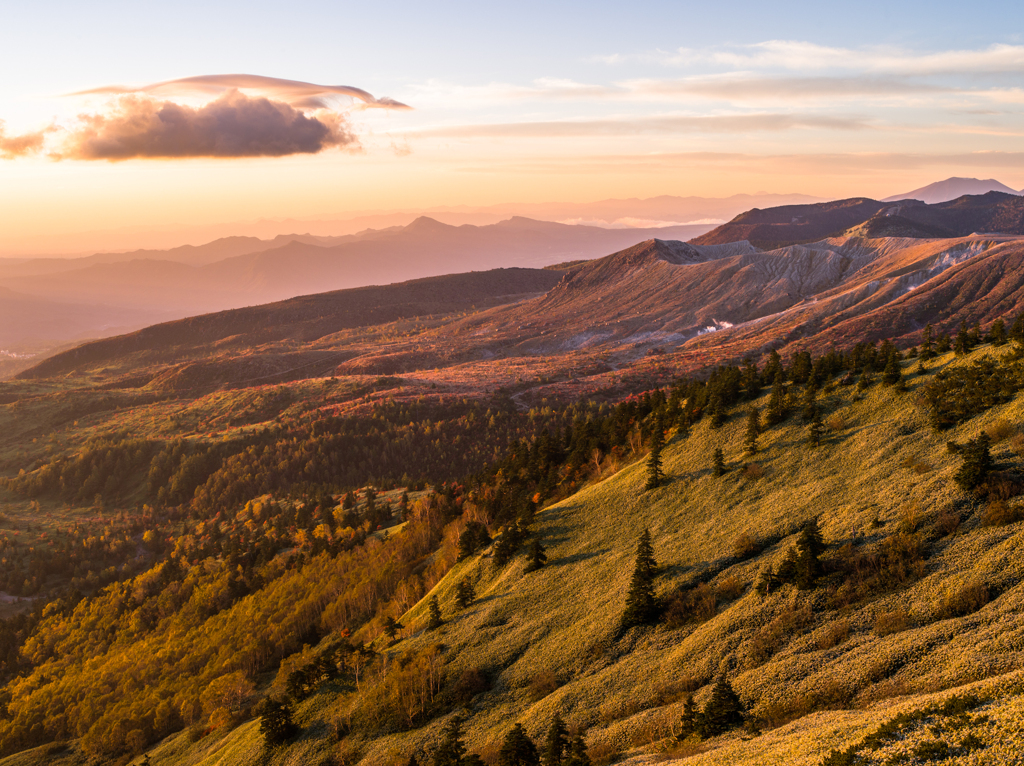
<box><xmin>873</xmin><ymin>607</ymin><xmax>912</xmax><ymax>636</ymax></box>
<box><xmin>934</xmin><ymin>582</ymin><xmax>990</xmax><ymax>620</ymax></box>
<box><xmin>980</xmin><ymin>499</ymin><xmax>1024</xmax><ymax>527</ymax></box>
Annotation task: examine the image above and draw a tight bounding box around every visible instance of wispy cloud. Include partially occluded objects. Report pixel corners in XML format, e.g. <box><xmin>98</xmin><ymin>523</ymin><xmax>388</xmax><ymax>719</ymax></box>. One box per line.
<box><xmin>595</xmin><ymin>41</ymin><xmax>1024</xmax><ymax>76</ymax></box>
<box><xmin>414</xmin><ymin>112</ymin><xmax>871</xmax><ymax>139</ymax></box>
<box><xmin>72</xmin><ymin>74</ymin><xmax>411</xmax><ymax>110</ymax></box>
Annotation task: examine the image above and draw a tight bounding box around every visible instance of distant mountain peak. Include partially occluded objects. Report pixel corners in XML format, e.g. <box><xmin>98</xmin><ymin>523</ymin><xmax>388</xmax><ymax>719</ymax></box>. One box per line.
<box><xmin>884</xmin><ymin>177</ymin><xmax>1021</xmax><ymax>204</ymax></box>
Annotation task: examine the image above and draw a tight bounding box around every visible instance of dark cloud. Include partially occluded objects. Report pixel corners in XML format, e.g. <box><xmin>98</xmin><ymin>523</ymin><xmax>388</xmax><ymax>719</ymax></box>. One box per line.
<box><xmin>0</xmin><ymin>121</ymin><xmax>50</xmax><ymax>158</ymax></box>
<box><xmin>73</xmin><ymin>74</ymin><xmax>411</xmax><ymax>110</ymax></box>
<box><xmin>59</xmin><ymin>91</ymin><xmax>357</xmax><ymax>160</ymax></box>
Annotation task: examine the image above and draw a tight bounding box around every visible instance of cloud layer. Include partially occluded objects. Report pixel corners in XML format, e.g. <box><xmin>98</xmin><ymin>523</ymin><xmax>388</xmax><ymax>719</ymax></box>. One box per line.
<box><xmin>0</xmin><ymin>121</ymin><xmax>50</xmax><ymax>158</ymax></box>
<box><xmin>60</xmin><ymin>91</ymin><xmax>355</xmax><ymax>160</ymax></box>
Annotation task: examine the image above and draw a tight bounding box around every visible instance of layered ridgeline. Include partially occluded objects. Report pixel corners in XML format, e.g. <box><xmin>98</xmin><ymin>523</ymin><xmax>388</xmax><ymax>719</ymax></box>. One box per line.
<box><xmin>6</xmin><ymin>336</ymin><xmax>1024</xmax><ymax>765</ymax></box>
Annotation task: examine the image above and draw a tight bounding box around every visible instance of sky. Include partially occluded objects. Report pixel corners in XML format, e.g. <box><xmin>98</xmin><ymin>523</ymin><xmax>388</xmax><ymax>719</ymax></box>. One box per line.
<box><xmin>1</xmin><ymin>0</ymin><xmax>1023</xmax><ymax>252</ymax></box>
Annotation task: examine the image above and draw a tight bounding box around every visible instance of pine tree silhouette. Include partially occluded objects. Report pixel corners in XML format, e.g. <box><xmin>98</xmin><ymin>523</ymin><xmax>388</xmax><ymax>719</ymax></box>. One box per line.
<box><xmin>645</xmin><ymin>422</ymin><xmax>665</xmax><ymax>490</ymax></box>
<box><xmin>259</xmin><ymin>697</ymin><xmax>297</xmax><ymax>746</ymax></box>
<box><xmin>427</xmin><ymin>595</ymin><xmax>443</xmax><ymax>630</ymax></box>
<box><xmin>765</xmin><ymin>370</ymin><xmax>788</xmax><ymax>426</ymax></box>
<box><xmin>455</xmin><ymin>576</ymin><xmax>476</xmax><ymax>610</ymax></box>
<box><xmin>712</xmin><ymin>448</ymin><xmax>726</xmax><ymax>477</ymax></box>
<box><xmin>920</xmin><ymin>324</ymin><xmax>935</xmax><ymax>360</ymax></box>
<box><xmin>524</xmin><ymin>539</ymin><xmax>547</xmax><ymax>573</ymax></box>
<box><xmin>744</xmin><ymin>408</ymin><xmax>760</xmax><ymax>455</ymax></box>
<box><xmin>807</xmin><ymin>411</ymin><xmax>825</xmax><ymax>449</ymax></box>
<box><xmin>543</xmin><ymin>713</ymin><xmax>569</xmax><ymax>766</ymax></box>
<box><xmin>434</xmin><ymin>717</ymin><xmax>468</xmax><ymax>766</ymax></box>
<box><xmin>697</xmin><ymin>676</ymin><xmax>745</xmax><ymax>737</ymax></box>
<box><xmin>499</xmin><ymin>723</ymin><xmax>540</xmax><ymax>766</ymax></box>
<box><xmin>564</xmin><ymin>732</ymin><xmax>591</xmax><ymax>766</ymax></box>
<box><xmin>620</xmin><ymin>529</ymin><xmax>659</xmax><ymax>630</ymax></box>
<box><xmin>955</xmin><ymin>433</ymin><xmax>993</xmax><ymax>491</ymax></box>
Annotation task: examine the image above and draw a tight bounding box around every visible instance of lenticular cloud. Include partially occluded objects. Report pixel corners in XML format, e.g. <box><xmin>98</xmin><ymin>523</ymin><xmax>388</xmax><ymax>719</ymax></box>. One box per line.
<box><xmin>60</xmin><ymin>91</ymin><xmax>356</xmax><ymax>160</ymax></box>
<box><xmin>0</xmin><ymin>73</ymin><xmax>410</xmax><ymax>161</ymax></box>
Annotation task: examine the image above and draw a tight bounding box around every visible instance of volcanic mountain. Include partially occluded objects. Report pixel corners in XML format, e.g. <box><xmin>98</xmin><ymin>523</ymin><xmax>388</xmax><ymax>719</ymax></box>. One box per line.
<box><xmin>693</xmin><ymin>192</ymin><xmax>1024</xmax><ymax>249</ymax></box>
<box><xmin>884</xmin><ymin>176</ymin><xmax>1022</xmax><ymax>204</ymax></box>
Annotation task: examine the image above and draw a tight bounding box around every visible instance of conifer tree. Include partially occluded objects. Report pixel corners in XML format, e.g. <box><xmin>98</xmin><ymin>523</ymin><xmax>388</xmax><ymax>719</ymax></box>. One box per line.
<box><xmin>936</xmin><ymin>333</ymin><xmax>952</xmax><ymax>353</ymax></box>
<box><xmin>762</xmin><ymin>349</ymin><xmax>783</xmax><ymax>385</ymax></box>
<box><xmin>258</xmin><ymin>698</ymin><xmax>297</xmax><ymax>746</ymax></box>
<box><xmin>744</xmin><ymin>408</ymin><xmax>760</xmax><ymax>455</ymax></box>
<box><xmin>954</xmin><ymin>321</ymin><xmax>969</xmax><ymax>355</ymax></box>
<box><xmin>524</xmin><ymin>539</ymin><xmax>547</xmax><ymax>573</ymax></box>
<box><xmin>968</xmin><ymin>321</ymin><xmax>982</xmax><ymax>348</ymax></box>
<box><xmin>708</xmin><ymin>393</ymin><xmax>726</xmax><ymax>429</ymax></box>
<box><xmin>408</xmin><ymin>755</ymin><xmax>420</xmax><ymax>766</ymax></box>
<box><xmin>455</xmin><ymin>576</ymin><xmax>476</xmax><ymax>610</ymax></box>
<box><xmin>434</xmin><ymin>717</ymin><xmax>468</xmax><ymax>766</ymax></box>
<box><xmin>645</xmin><ymin>422</ymin><xmax>665</xmax><ymax>490</ymax></box>
<box><xmin>1011</xmin><ymin>313</ymin><xmax>1024</xmax><ymax>344</ymax></box>
<box><xmin>807</xmin><ymin>411</ymin><xmax>825</xmax><ymax>449</ymax></box>
<box><xmin>712</xmin><ymin>448</ymin><xmax>726</xmax><ymax>477</ymax></box>
<box><xmin>697</xmin><ymin>676</ymin><xmax>745</xmax><ymax>737</ymax></box>
<box><xmin>499</xmin><ymin>723</ymin><xmax>540</xmax><ymax>766</ymax></box>
<box><xmin>988</xmin><ymin>318</ymin><xmax>1007</xmax><ymax>346</ymax></box>
<box><xmin>954</xmin><ymin>433</ymin><xmax>993</xmax><ymax>491</ymax></box>
<box><xmin>679</xmin><ymin>695</ymin><xmax>698</xmax><ymax>738</ymax></box>
<box><xmin>765</xmin><ymin>370</ymin><xmax>788</xmax><ymax>426</ymax></box>
<box><xmin>794</xmin><ymin>516</ymin><xmax>825</xmax><ymax>588</ymax></box>
<box><xmin>801</xmin><ymin>382</ymin><xmax>819</xmax><ymax>422</ymax></box>
<box><xmin>383</xmin><ymin>615</ymin><xmax>404</xmax><ymax>642</ymax></box>
<box><xmin>620</xmin><ymin>529</ymin><xmax>659</xmax><ymax>630</ymax></box>
<box><xmin>543</xmin><ymin>714</ymin><xmax>569</xmax><ymax>766</ymax></box>
<box><xmin>741</xmin><ymin>359</ymin><xmax>761</xmax><ymax>400</ymax></box>
<box><xmin>857</xmin><ymin>364</ymin><xmax>874</xmax><ymax>390</ymax></box>
<box><xmin>427</xmin><ymin>596</ymin><xmax>444</xmax><ymax>630</ymax></box>
<box><xmin>564</xmin><ymin>732</ymin><xmax>591</xmax><ymax>766</ymax></box>
<box><xmin>882</xmin><ymin>354</ymin><xmax>902</xmax><ymax>387</ymax></box>
<box><xmin>920</xmin><ymin>324</ymin><xmax>934</xmax><ymax>360</ymax></box>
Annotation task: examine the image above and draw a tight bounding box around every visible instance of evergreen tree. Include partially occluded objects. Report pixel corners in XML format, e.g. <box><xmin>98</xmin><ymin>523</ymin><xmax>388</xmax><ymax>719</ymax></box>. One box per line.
<box><xmin>434</xmin><ymin>717</ymin><xmax>468</xmax><ymax>766</ymax></box>
<box><xmin>801</xmin><ymin>382</ymin><xmax>819</xmax><ymax>422</ymax></box>
<box><xmin>383</xmin><ymin>615</ymin><xmax>403</xmax><ymax>642</ymax></box>
<box><xmin>936</xmin><ymin>333</ymin><xmax>952</xmax><ymax>353</ymax></box>
<box><xmin>794</xmin><ymin>517</ymin><xmax>824</xmax><ymax>588</ymax></box>
<box><xmin>764</xmin><ymin>370</ymin><xmax>788</xmax><ymax>426</ymax></box>
<box><xmin>427</xmin><ymin>596</ymin><xmax>444</xmax><ymax>630</ymax></box>
<box><xmin>258</xmin><ymin>698</ymin><xmax>297</xmax><ymax>746</ymax></box>
<box><xmin>920</xmin><ymin>324</ymin><xmax>934</xmax><ymax>360</ymax></box>
<box><xmin>954</xmin><ymin>321</ymin><xmax>969</xmax><ymax>355</ymax></box>
<box><xmin>708</xmin><ymin>393</ymin><xmax>726</xmax><ymax>429</ymax></box>
<box><xmin>882</xmin><ymin>354</ymin><xmax>902</xmax><ymax>387</ymax></box>
<box><xmin>408</xmin><ymin>755</ymin><xmax>421</xmax><ymax>766</ymax></box>
<box><xmin>679</xmin><ymin>695</ymin><xmax>698</xmax><ymax>738</ymax></box>
<box><xmin>807</xmin><ymin>411</ymin><xmax>825</xmax><ymax>449</ymax></box>
<box><xmin>620</xmin><ymin>529</ymin><xmax>659</xmax><ymax>630</ymax></box>
<box><xmin>493</xmin><ymin>522</ymin><xmax>526</xmax><ymax>568</ymax></box>
<box><xmin>988</xmin><ymin>318</ymin><xmax>1007</xmax><ymax>346</ymax></box>
<box><xmin>697</xmin><ymin>676</ymin><xmax>745</xmax><ymax>737</ymax></box>
<box><xmin>741</xmin><ymin>359</ymin><xmax>761</xmax><ymax>400</ymax></box>
<box><xmin>743</xmin><ymin>408</ymin><xmax>760</xmax><ymax>456</ymax></box>
<box><xmin>543</xmin><ymin>714</ymin><xmax>569</xmax><ymax>766</ymax></box>
<box><xmin>564</xmin><ymin>732</ymin><xmax>591</xmax><ymax>766</ymax></box>
<box><xmin>967</xmin><ymin>321</ymin><xmax>982</xmax><ymax>349</ymax></box>
<box><xmin>954</xmin><ymin>433</ymin><xmax>994</xmax><ymax>491</ymax></box>
<box><xmin>499</xmin><ymin>723</ymin><xmax>540</xmax><ymax>766</ymax></box>
<box><xmin>645</xmin><ymin>422</ymin><xmax>665</xmax><ymax>490</ymax></box>
<box><xmin>524</xmin><ymin>538</ymin><xmax>547</xmax><ymax>573</ymax></box>
<box><xmin>455</xmin><ymin>576</ymin><xmax>476</xmax><ymax>610</ymax></box>
<box><xmin>857</xmin><ymin>364</ymin><xmax>874</xmax><ymax>391</ymax></box>
<box><xmin>1011</xmin><ymin>313</ymin><xmax>1024</xmax><ymax>344</ymax></box>
<box><xmin>762</xmin><ymin>349</ymin><xmax>783</xmax><ymax>385</ymax></box>
<box><xmin>712</xmin><ymin>448</ymin><xmax>726</xmax><ymax>477</ymax></box>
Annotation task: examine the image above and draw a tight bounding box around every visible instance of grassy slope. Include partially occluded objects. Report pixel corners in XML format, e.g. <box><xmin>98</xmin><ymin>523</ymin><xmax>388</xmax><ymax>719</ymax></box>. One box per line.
<box><xmin>368</xmin><ymin>344</ymin><xmax>1024</xmax><ymax>764</ymax></box>
<box><xmin>10</xmin><ymin>345</ymin><xmax>1024</xmax><ymax>766</ymax></box>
